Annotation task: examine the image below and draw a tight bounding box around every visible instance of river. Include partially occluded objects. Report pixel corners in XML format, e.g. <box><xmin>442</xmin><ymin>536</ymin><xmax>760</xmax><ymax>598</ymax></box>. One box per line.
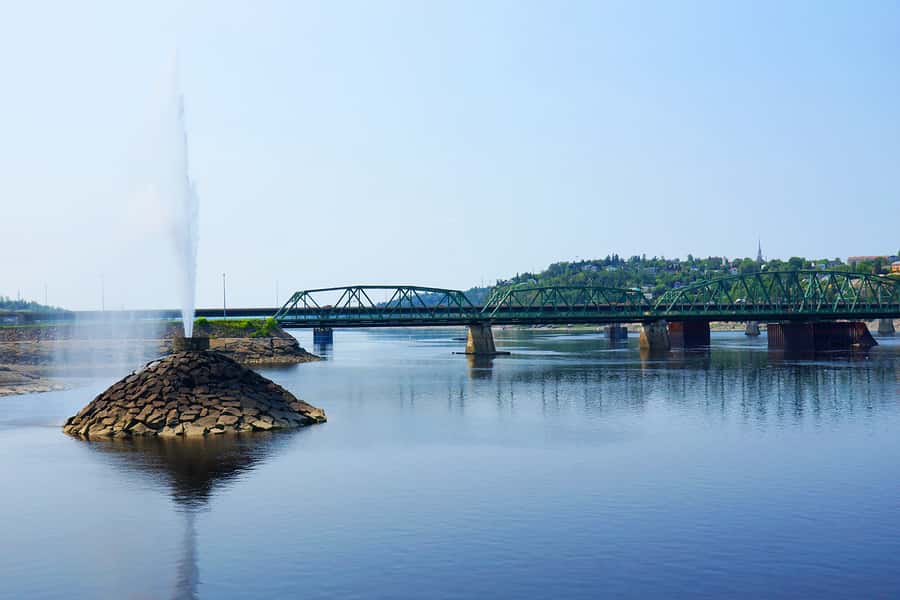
<box><xmin>2</xmin><ymin>328</ymin><xmax>899</xmax><ymax>599</ymax></box>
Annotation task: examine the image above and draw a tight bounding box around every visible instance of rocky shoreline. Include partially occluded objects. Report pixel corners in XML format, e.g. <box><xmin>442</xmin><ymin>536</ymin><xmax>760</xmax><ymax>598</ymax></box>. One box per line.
<box><xmin>63</xmin><ymin>351</ymin><xmax>326</xmax><ymax>438</ymax></box>
<box><xmin>0</xmin><ymin>365</ymin><xmax>67</xmax><ymax>396</ymax></box>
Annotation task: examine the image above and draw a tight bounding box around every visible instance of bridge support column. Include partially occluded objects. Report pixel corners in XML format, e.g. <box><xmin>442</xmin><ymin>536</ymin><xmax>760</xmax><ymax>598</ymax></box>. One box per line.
<box><xmin>466</xmin><ymin>323</ymin><xmax>498</xmax><ymax>355</ymax></box>
<box><xmin>745</xmin><ymin>321</ymin><xmax>761</xmax><ymax>337</ymax></box>
<box><xmin>639</xmin><ymin>320</ymin><xmax>670</xmax><ymax>352</ymax></box>
<box><xmin>313</xmin><ymin>327</ymin><xmax>334</xmax><ymax>345</ymax></box>
<box><xmin>876</xmin><ymin>319</ymin><xmax>895</xmax><ymax>335</ymax></box>
<box><xmin>768</xmin><ymin>321</ymin><xmax>877</xmax><ymax>352</ymax></box>
<box><xmin>668</xmin><ymin>321</ymin><xmax>710</xmax><ymax>349</ymax></box>
<box><xmin>605</xmin><ymin>325</ymin><xmax>628</xmax><ymax>340</ymax></box>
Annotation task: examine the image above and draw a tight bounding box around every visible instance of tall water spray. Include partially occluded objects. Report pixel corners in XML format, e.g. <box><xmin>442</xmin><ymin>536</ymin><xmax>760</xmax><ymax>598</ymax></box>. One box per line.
<box><xmin>163</xmin><ymin>60</ymin><xmax>199</xmax><ymax>338</ymax></box>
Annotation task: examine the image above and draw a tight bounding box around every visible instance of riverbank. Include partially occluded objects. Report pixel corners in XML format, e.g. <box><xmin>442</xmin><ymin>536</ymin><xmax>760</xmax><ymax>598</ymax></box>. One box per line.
<box><xmin>0</xmin><ymin>319</ymin><xmax>319</xmax><ymax>396</ymax></box>
<box><xmin>0</xmin><ymin>365</ymin><xmax>67</xmax><ymax>396</ymax></box>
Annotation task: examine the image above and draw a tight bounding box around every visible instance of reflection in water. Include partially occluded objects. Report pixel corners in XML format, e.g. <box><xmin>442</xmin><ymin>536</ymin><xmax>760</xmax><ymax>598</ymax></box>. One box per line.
<box><xmin>173</xmin><ymin>511</ymin><xmax>199</xmax><ymax>600</ymax></box>
<box><xmin>84</xmin><ymin>433</ymin><xmax>296</xmax><ymax>599</ymax></box>
<box><xmin>314</xmin><ymin>341</ymin><xmax>333</xmax><ymax>357</ymax></box>
<box><xmin>466</xmin><ymin>355</ymin><xmax>495</xmax><ymax>380</ymax></box>
<box><xmin>441</xmin><ymin>341</ymin><xmax>900</xmax><ymax>427</ymax></box>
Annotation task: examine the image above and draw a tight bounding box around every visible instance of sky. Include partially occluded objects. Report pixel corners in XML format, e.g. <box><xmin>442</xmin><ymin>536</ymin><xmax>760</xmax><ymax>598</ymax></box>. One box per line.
<box><xmin>1</xmin><ymin>1</ymin><xmax>898</xmax><ymax>310</ymax></box>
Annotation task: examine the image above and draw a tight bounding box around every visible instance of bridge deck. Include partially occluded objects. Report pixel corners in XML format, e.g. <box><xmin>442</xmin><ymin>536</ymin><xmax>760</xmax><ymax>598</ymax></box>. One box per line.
<box><xmin>274</xmin><ymin>303</ymin><xmax>900</xmax><ymax>328</ymax></box>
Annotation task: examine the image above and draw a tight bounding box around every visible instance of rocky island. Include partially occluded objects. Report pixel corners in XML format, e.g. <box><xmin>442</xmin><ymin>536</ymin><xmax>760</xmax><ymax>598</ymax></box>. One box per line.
<box><xmin>63</xmin><ymin>349</ymin><xmax>325</xmax><ymax>438</ymax></box>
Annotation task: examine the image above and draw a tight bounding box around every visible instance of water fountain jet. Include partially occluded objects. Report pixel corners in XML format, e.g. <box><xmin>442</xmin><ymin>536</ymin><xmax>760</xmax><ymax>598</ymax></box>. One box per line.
<box><xmin>164</xmin><ymin>55</ymin><xmax>199</xmax><ymax>341</ymax></box>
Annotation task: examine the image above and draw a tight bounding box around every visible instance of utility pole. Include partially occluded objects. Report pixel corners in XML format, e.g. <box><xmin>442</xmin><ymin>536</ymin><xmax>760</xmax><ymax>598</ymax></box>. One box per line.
<box><xmin>275</xmin><ymin>280</ymin><xmax>279</xmax><ymax>308</ymax></box>
<box><xmin>222</xmin><ymin>273</ymin><xmax>227</xmax><ymax>318</ymax></box>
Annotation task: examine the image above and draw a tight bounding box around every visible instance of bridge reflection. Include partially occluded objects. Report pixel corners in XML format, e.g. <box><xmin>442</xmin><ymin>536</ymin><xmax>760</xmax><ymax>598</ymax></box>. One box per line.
<box><xmin>385</xmin><ymin>344</ymin><xmax>900</xmax><ymax>428</ymax></box>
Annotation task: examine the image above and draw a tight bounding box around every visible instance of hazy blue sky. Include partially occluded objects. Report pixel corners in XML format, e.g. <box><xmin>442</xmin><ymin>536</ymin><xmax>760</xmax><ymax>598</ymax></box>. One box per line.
<box><xmin>2</xmin><ymin>1</ymin><xmax>898</xmax><ymax>309</ymax></box>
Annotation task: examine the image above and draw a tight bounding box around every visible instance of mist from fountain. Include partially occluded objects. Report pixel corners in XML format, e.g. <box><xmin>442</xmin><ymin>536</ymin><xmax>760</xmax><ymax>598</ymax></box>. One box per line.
<box><xmin>163</xmin><ymin>56</ymin><xmax>199</xmax><ymax>338</ymax></box>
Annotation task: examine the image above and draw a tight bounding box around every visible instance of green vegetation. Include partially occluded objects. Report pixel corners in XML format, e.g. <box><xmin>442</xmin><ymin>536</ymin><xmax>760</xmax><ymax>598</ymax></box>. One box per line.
<box><xmin>0</xmin><ymin>296</ymin><xmax>62</xmax><ymax>312</ymax></box>
<box><xmin>396</xmin><ymin>252</ymin><xmax>899</xmax><ymax>308</ymax></box>
<box><xmin>486</xmin><ymin>252</ymin><xmax>900</xmax><ymax>301</ymax></box>
<box><xmin>193</xmin><ymin>317</ymin><xmax>280</xmax><ymax>338</ymax></box>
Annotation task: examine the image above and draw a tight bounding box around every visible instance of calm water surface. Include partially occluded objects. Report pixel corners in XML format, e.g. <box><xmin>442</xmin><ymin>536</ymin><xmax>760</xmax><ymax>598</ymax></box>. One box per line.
<box><xmin>2</xmin><ymin>329</ymin><xmax>900</xmax><ymax>599</ymax></box>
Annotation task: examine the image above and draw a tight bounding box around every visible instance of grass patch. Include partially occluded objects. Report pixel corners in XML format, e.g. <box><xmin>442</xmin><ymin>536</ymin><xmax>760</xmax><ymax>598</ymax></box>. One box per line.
<box><xmin>193</xmin><ymin>317</ymin><xmax>280</xmax><ymax>338</ymax></box>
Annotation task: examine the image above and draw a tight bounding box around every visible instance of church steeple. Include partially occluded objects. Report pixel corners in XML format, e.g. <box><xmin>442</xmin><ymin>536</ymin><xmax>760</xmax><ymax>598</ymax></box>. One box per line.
<box><xmin>756</xmin><ymin>239</ymin><xmax>764</xmax><ymax>264</ymax></box>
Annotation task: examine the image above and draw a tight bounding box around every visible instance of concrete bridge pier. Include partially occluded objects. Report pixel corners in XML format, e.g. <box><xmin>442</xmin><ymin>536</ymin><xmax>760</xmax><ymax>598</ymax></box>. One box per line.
<box><xmin>639</xmin><ymin>320</ymin><xmax>670</xmax><ymax>352</ymax></box>
<box><xmin>668</xmin><ymin>321</ymin><xmax>711</xmax><ymax>349</ymax></box>
<box><xmin>745</xmin><ymin>321</ymin><xmax>761</xmax><ymax>336</ymax></box>
<box><xmin>768</xmin><ymin>321</ymin><xmax>877</xmax><ymax>352</ymax></box>
<box><xmin>605</xmin><ymin>325</ymin><xmax>628</xmax><ymax>340</ymax></box>
<box><xmin>877</xmin><ymin>319</ymin><xmax>895</xmax><ymax>335</ymax></box>
<box><xmin>466</xmin><ymin>323</ymin><xmax>500</xmax><ymax>355</ymax></box>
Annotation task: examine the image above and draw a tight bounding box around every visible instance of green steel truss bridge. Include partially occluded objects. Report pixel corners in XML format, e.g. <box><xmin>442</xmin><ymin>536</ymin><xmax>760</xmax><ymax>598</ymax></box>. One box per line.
<box><xmin>273</xmin><ymin>271</ymin><xmax>900</xmax><ymax>328</ymax></box>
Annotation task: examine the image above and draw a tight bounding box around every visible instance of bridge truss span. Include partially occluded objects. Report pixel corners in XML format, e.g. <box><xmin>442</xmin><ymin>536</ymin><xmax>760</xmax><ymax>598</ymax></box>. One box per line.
<box><xmin>274</xmin><ymin>285</ymin><xmax>477</xmax><ymax>327</ymax></box>
<box><xmin>481</xmin><ymin>285</ymin><xmax>651</xmax><ymax>324</ymax></box>
<box><xmin>271</xmin><ymin>272</ymin><xmax>900</xmax><ymax>329</ymax></box>
<box><xmin>654</xmin><ymin>270</ymin><xmax>900</xmax><ymax>320</ymax></box>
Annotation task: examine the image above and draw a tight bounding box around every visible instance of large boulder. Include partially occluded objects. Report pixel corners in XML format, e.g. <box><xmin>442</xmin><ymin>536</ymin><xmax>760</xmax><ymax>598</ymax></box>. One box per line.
<box><xmin>63</xmin><ymin>351</ymin><xmax>325</xmax><ymax>438</ymax></box>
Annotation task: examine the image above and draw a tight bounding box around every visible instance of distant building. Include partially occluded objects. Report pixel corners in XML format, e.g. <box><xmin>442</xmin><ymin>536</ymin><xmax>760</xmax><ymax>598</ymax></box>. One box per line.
<box><xmin>848</xmin><ymin>255</ymin><xmax>892</xmax><ymax>266</ymax></box>
<box><xmin>729</xmin><ymin>267</ymin><xmax>739</xmax><ymax>275</ymax></box>
<box><xmin>892</xmin><ymin>261</ymin><xmax>900</xmax><ymax>274</ymax></box>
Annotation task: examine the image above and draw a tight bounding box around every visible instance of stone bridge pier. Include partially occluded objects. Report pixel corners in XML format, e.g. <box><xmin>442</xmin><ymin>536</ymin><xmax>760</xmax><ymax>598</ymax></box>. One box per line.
<box><xmin>768</xmin><ymin>321</ymin><xmax>877</xmax><ymax>352</ymax></box>
<box><xmin>639</xmin><ymin>320</ymin><xmax>670</xmax><ymax>352</ymax></box>
<box><xmin>641</xmin><ymin>320</ymin><xmax>712</xmax><ymax>351</ymax></box>
<box><xmin>466</xmin><ymin>322</ymin><xmax>497</xmax><ymax>355</ymax></box>
<box><xmin>465</xmin><ymin>323</ymin><xmax>509</xmax><ymax>356</ymax></box>
<box><xmin>668</xmin><ymin>321</ymin><xmax>711</xmax><ymax>349</ymax></box>
<box><xmin>606</xmin><ymin>325</ymin><xmax>628</xmax><ymax>340</ymax></box>
<box><xmin>877</xmin><ymin>319</ymin><xmax>895</xmax><ymax>335</ymax></box>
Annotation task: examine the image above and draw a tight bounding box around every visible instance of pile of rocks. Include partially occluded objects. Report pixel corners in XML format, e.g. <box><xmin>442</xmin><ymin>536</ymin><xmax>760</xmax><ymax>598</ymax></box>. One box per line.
<box><xmin>63</xmin><ymin>351</ymin><xmax>325</xmax><ymax>438</ymax></box>
<box><xmin>203</xmin><ymin>336</ymin><xmax>317</xmax><ymax>365</ymax></box>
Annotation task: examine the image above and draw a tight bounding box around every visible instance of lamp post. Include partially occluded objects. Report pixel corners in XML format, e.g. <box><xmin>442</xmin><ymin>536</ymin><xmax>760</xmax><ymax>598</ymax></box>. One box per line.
<box><xmin>222</xmin><ymin>273</ymin><xmax>227</xmax><ymax>319</ymax></box>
